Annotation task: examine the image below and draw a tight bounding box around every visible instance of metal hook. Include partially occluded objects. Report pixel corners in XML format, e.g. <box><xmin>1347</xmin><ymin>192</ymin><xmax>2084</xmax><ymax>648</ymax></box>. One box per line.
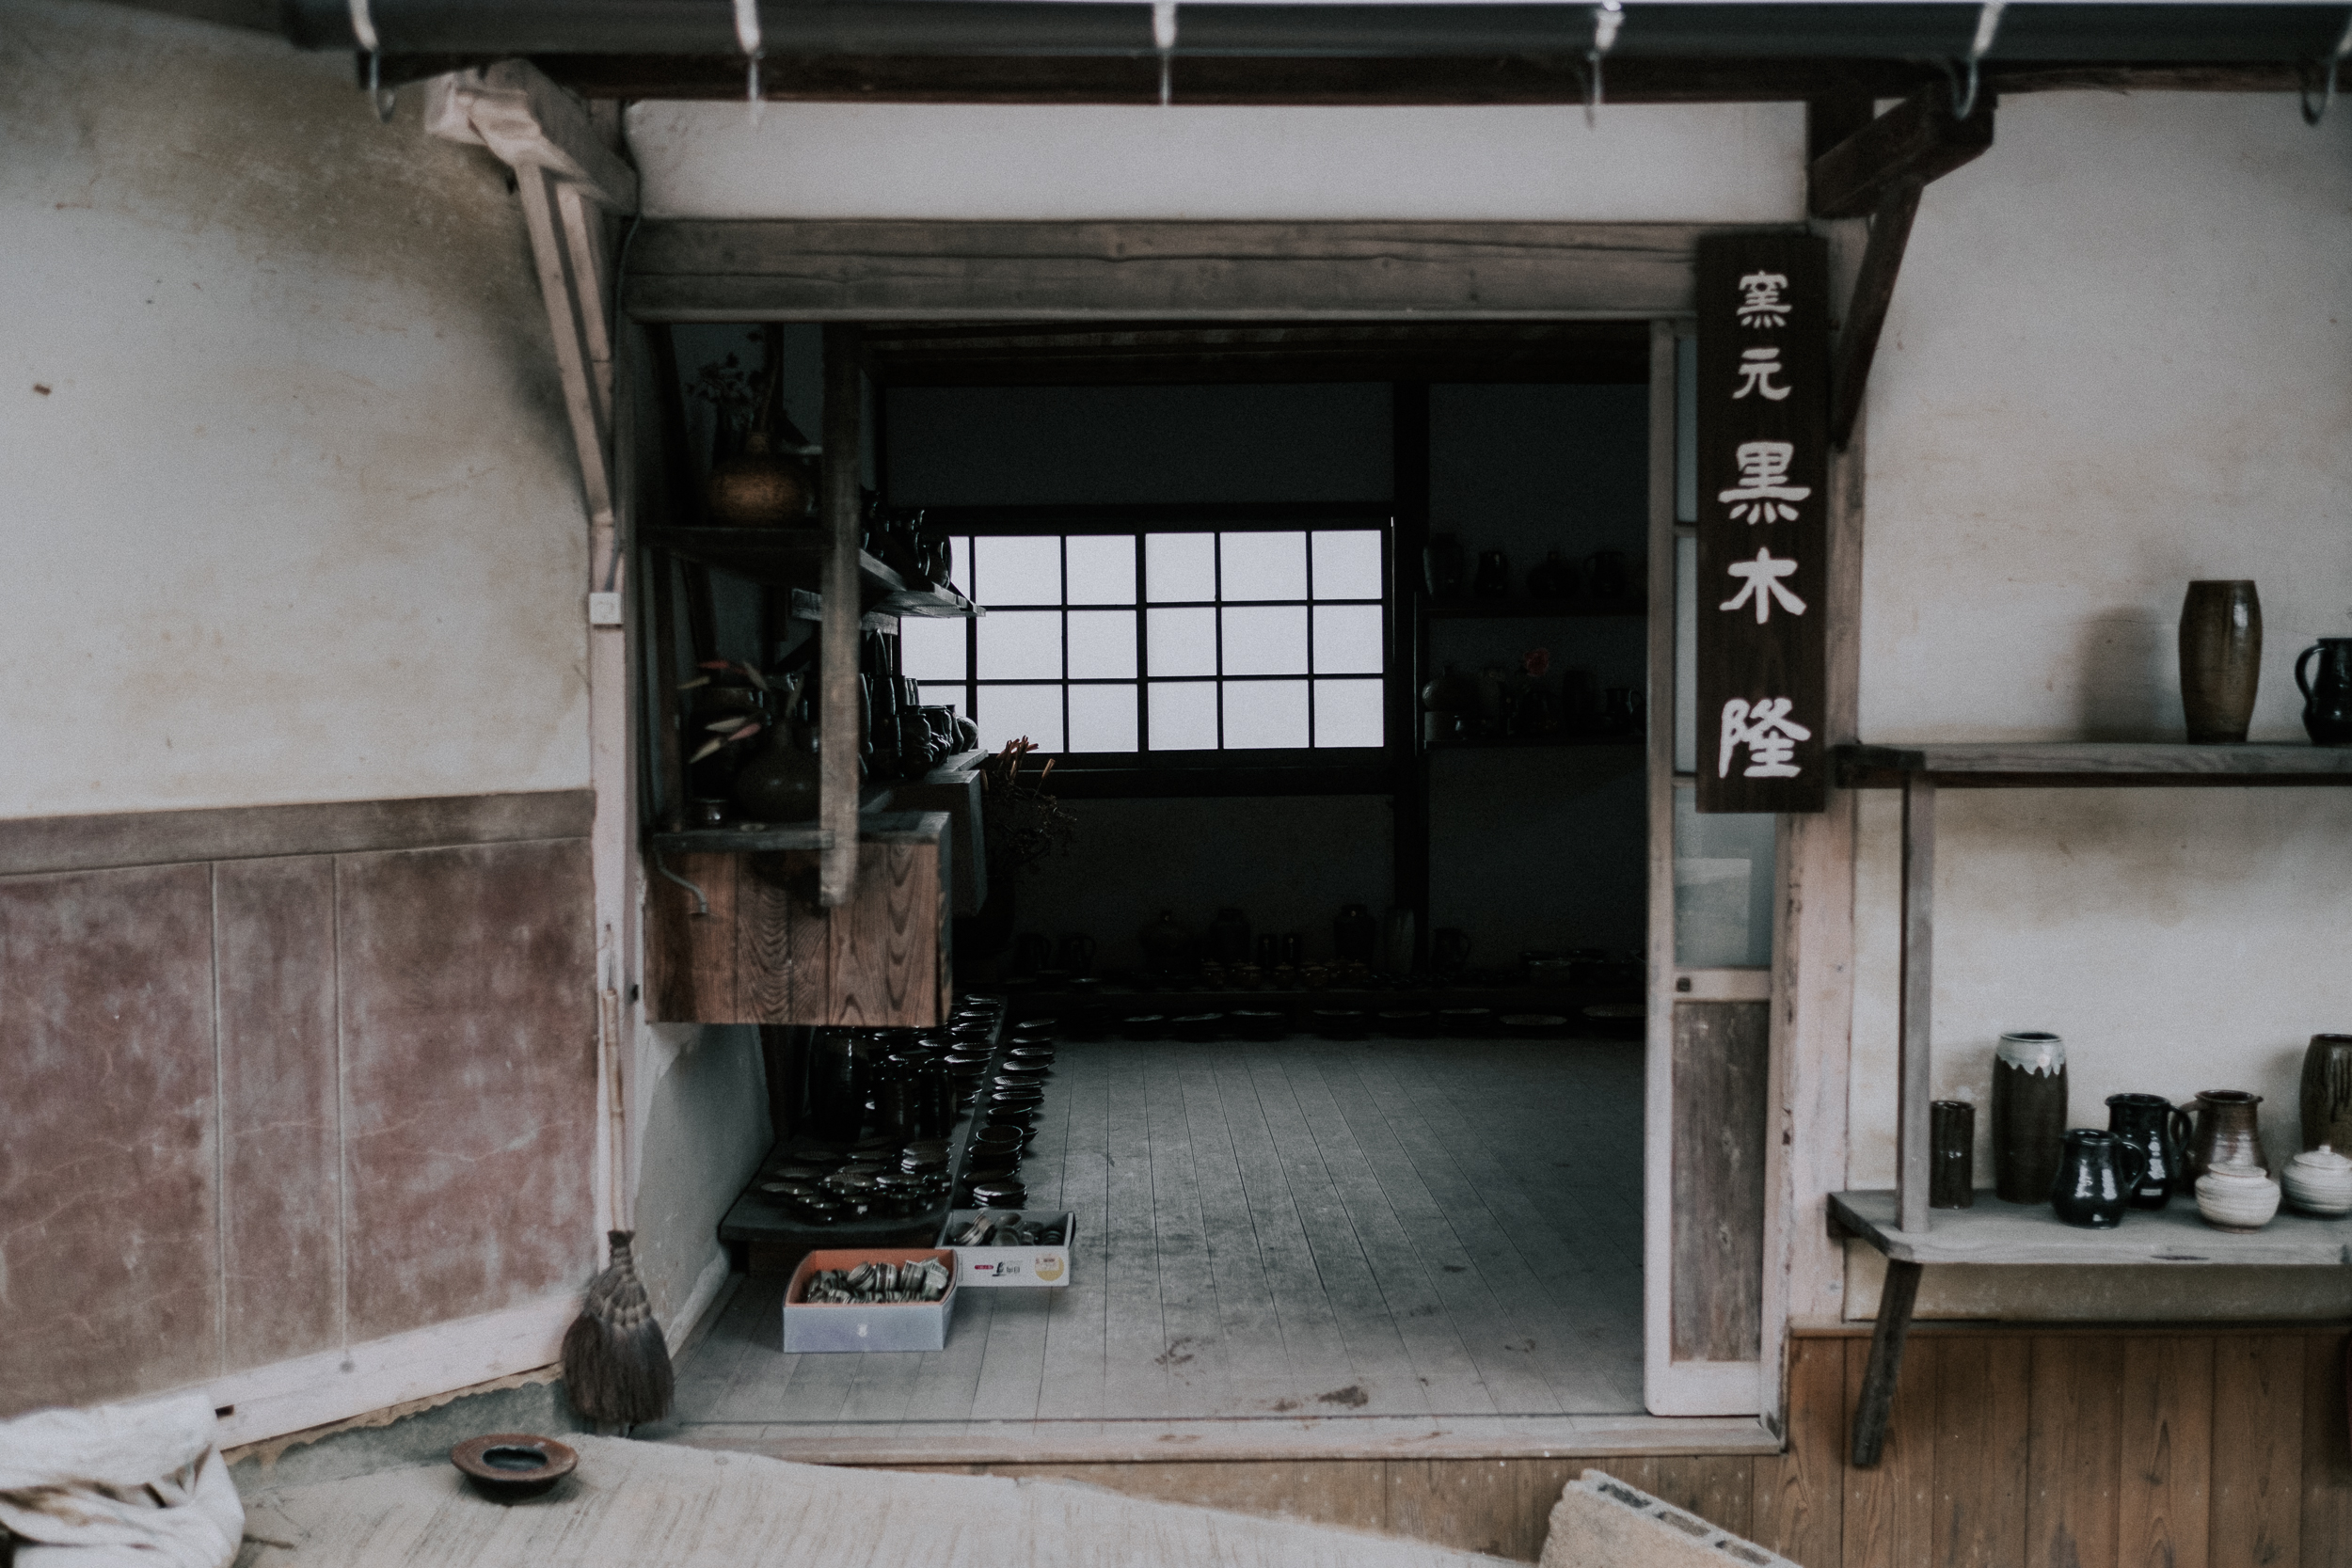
<box><xmin>348</xmin><ymin>0</ymin><xmax>394</xmax><ymax>121</ymax></box>
<box><xmin>1153</xmin><ymin>0</ymin><xmax>1178</xmax><ymax>107</ymax></box>
<box><xmin>654</xmin><ymin>853</ymin><xmax>710</xmax><ymax>917</ymax></box>
<box><xmin>2300</xmin><ymin>8</ymin><xmax>2352</xmax><ymax>125</ymax></box>
<box><xmin>1948</xmin><ymin>0</ymin><xmax>2004</xmax><ymax>121</ymax></box>
<box><xmin>734</xmin><ymin>0</ymin><xmax>766</xmax><ymax>125</ymax></box>
<box><xmin>1584</xmin><ymin>0</ymin><xmax>1622</xmax><ymax>129</ymax></box>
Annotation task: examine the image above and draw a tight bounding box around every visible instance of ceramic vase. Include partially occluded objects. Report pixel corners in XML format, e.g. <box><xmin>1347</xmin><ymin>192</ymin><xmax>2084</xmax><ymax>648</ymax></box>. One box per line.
<box><xmin>2296</xmin><ymin>639</ymin><xmax>2352</xmax><ymax>745</ymax></box>
<box><xmin>1991</xmin><ymin>1031</ymin><xmax>2068</xmax><ymax>1204</ymax></box>
<box><xmin>2282</xmin><ymin>1145</ymin><xmax>2352</xmax><ymax>1216</ymax></box>
<box><xmin>730</xmin><ymin>717</ymin><xmax>820</xmax><ymax>822</ymax></box>
<box><xmin>2299</xmin><ymin>1034</ymin><xmax>2352</xmax><ymax>1154</ymax></box>
<box><xmin>1138</xmin><ymin>911</ymin><xmax>1193</xmax><ymax>976</ymax></box>
<box><xmin>1423</xmin><ymin>536</ymin><xmax>1465</xmax><ymax>601</ymax></box>
<box><xmin>1930</xmin><ymin>1100</ymin><xmax>1976</xmax><ymax>1210</ymax></box>
<box><xmin>1473</xmin><ymin>549</ymin><xmax>1512</xmax><ymax>600</ymax></box>
<box><xmin>2195</xmin><ymin>1163</ymin><xmax>2280</xmax><ymax>1232</ymax></box>
<box><xmin>1333</xmin><ymin>903</ymin><xmax>1378</xmax><ymax>965</ymax></box>
<box><xmin>2178</xmin><ymin>579</ymin><xmax>2262</xmax><ymax>743</ymax></box>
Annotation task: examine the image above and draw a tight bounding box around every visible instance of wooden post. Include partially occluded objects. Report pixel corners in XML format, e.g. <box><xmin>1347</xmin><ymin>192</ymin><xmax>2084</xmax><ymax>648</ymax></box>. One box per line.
<box><xmin>1898</xmin><ymin>772</ymin><xmax>1936</xmax><ymax>1234</ymax></box>
<box><xmin>818</xmin><ymin>325</ymin><xmax>864</xmax><ymax>907</ymax></box>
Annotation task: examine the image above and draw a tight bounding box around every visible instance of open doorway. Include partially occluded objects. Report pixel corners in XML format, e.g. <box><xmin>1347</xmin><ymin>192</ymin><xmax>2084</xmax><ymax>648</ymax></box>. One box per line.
<box><xmin>654</xmin><ymin>322</ymin><xmax>1698</xmax><ymax>1451</ymax></box>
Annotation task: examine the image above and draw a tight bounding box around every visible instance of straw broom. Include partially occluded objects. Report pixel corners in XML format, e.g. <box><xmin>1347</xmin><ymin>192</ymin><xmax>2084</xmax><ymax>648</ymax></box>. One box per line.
<box><xmin>563</xmin><ymin>986</ymin><xmax>674</xmax><ymax>1429</ymax></box>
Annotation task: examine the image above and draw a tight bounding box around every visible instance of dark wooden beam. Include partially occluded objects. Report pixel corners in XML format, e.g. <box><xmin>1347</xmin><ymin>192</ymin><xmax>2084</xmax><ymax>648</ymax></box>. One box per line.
<box><xmin>1829</xmin><ymin>174</ymin><xmax>1922</xmax><ymax>451</ymax></box>
<box><xmin>1808</xmin><ymin>82</ymin><xmax>1994</xmax><ymax>220</ymax></box>
<box><xmin>1805</xmin><ymin>91</ymin><xmax>1876</xmax><ymax>164</ymax></box>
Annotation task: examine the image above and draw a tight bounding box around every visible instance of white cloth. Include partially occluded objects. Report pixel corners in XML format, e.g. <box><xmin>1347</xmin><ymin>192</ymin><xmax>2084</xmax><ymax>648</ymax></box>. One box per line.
<box><xmin>0</xmin><ymin>1395</ymin><xmax>243</xmax><ymax>1567</ymax></box>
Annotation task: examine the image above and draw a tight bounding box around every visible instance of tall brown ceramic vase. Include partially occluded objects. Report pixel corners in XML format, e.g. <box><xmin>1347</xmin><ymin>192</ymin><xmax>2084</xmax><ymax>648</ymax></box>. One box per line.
<box><xmin>2179</xmin><ymin>579</ymin><xmax>2263</xmax><ymax>743</ymax></box>
<box><xmin>2300</xmin><ymin>1035</ymin><xmax>2352</xmax><ymax>1154</ymax></box>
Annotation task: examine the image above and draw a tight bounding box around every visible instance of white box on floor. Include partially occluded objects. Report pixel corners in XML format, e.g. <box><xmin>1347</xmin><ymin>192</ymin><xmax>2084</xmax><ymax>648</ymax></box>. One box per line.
<box><xmin>782</xmin><ymin>1249</ymin><xmax>959</xmax><ymax>1352</ymax></box>
<box><xmin>942</xmin><ymin>1211</ymin><xmax>1075</xmax><ymax>1288</ymax></box>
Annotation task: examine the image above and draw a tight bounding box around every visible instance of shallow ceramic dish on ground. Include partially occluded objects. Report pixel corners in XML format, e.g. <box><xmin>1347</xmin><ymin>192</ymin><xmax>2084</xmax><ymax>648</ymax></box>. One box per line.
<box><xmin>1581</xmin><ymin>1002</ymin><xmax>1647</xmax><ymax>1039</ymax></box>
<box><xmin>1120</xmin><ymin>1014</ymin><xmax>1169</xmax><ymax>1040</ymax></box>
<box><xmin>1229</xmin><ymin>1009</ymin><xmax>1287</xmax><ymax>1041</ymax></box>
<box><xmin>451</xmin><ymin>1434</ymin><xmax>578</xmax><ymax>1501</ymax></box>
<box><xmin>1502</xmin><ymin>1013</ymin><xmax>1569</xmax><ymax>1038</ymax></box>
<box><xmin>1172</xmin><ymin>1012</ymin><xmax>1226</xmax><ymax>1042</ymax></box>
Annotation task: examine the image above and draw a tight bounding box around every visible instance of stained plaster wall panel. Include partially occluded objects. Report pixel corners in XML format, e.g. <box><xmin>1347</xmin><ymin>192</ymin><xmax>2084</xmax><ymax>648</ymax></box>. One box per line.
<box><xmin>1844</xmin><ymin>93</ymin><xmax>2352</xmax><ymax>1319</ymax></box>
<box><xmin>628</xmin><ymin>101</ymin><xmax>1805</xmax><ymax>224</ymax></box>
<box><xmin>215</xmin><ymin>855</ymin><xmax>342</xmax><ymax>1372</ymax></box>
<box><xmin>629</xmin><ymin>1023</ymin><xmax>771</xmax><ymax>1329</ymax></box>
<box><xmin>334</xmin><ymin>840</ymin><xmax>597</xmax><ymax>1343</ymax></box>
<box><xmin>0</xmin><ymin>0</ymin><xmax>589</xmax><ymax>818</ymax></box>
<box><xmin>0</xmin><ymin>863</ymin><xmax>221</xmax><ymax>1417</ymax></box>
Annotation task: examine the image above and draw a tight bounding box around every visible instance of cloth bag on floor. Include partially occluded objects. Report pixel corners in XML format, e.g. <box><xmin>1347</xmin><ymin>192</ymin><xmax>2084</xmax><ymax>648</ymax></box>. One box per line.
<box><xmin>0</xmin><ymin>1394</ymin><xmax>243</xmax><ymax>1567</ymax></box>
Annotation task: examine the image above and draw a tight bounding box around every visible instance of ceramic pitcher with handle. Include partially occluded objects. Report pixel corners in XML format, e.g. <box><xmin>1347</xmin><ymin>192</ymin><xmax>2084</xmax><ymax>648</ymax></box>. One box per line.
<box><xmin>2296</xmin><ymin>638</ymin><xmax>2352</xmax><ymax>746</ymax></box>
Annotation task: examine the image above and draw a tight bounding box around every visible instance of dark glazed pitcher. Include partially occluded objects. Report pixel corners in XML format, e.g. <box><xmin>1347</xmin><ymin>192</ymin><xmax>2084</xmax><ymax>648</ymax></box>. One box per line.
<box><xmin>2187</xmin><ymin>1089</ymin><xmax>2267</xmax><ymax>1180</ymax></box>
<box><xmin>2104</xmin><ymin>1093</ymin><xmax>2192</xmax><ymax>1208</ymax></box>
<box><xmin>2051</xmin><ymin>1128</ymin><xmax>2146</xmax><ymax>1228</ymax></box>
<box><xmin>2296</xmin><ymin>638</ymin><xmax>2352</xmax><ymax>746</ymax></box>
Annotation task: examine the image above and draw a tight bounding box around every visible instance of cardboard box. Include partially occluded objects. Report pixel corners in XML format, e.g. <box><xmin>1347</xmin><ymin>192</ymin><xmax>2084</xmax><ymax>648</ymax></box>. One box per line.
<box><xmin>942</xmin><ymin>1211</ymin><xmax>1076</xmax><ymax>1288</ymax></box>
<box><xmin>782</xmin><ymin>1248</ymin><xmax>959</xmax><ymax>1352</ymax></box>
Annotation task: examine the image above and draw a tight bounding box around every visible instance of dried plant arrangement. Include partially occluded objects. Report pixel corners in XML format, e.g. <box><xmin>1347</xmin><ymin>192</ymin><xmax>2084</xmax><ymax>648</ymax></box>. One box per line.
<box><xmin>977</xmin><ymin>737</ymin><xmax>1077</xmax><ymax>875</ymax></box>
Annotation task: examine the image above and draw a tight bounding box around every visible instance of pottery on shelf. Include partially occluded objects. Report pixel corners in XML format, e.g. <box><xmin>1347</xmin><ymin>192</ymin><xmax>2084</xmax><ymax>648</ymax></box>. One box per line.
<box><xmin>2195</xmin><ymin>1162</ymin><xmax>2281</xmax><ymax>1232</ymax></box>
<box><xmin>2296</xmin><ymin>639</ymin><xmax>2352</xmax><ymax>746</ymax></box>
<box><xmin>2050</xmin><ymin>1127</ymin><xmax>2141</xmax><ymax>1228</ymax></box>
<box><xmin>2299</xmin><ymin>1034</ymin><xmax>2352</xmax><ymax>1154</ymax></box>
<box><xmin>2282</xmin><ymin>1144</ymin><xmax>2352</xmax><ymax>1216</ymax></box>
<box><xmin>2105</xmin><ymin>1092</ymin><xmax>2192</xmax><ymax>1210</ymax></box>
<box><xmin>1206</xmin><ymin>907</ymin><xmax>1252</xmax><ymax>966</ymax></box>
<box><xmin>707</xmin><ymin>431</ymin><xmax>815</xmax><ymax>527</ymax></box>
<box><xmin>1930</xmin><ymin>1100</ymin><xmax>1976</xmax><ymax>1211</ymax></box>
<box><xmin>1423</xmin><ymin>535</ymin><xmax>1466</xmax><ymax>601</ymax></box>
<box><xmin>1527</xmin><ymin>549</ymin><xmax>1575</xmax><ymax>600</ymax></box>
<box><xmin>729</xmin><ymin>708</ymin><xmax>820</xmax><ymax>822</ymax></box>
<box><xmin>1473</xmin><ymin>549</ymin><xmax>1512</xmax><ymax>600</ymax></box>
<box><xmin>1583</xmin><ymin>549</ymin><xmax>1631</xmax><ymax>605</ymax></box>
<box><xmin>1333</xmin><ymin>903</ymin><xmax>1378</xmax><ymax>965</ymax></box>
<box><xmin>1137</xmin><ymin>911</ymin><xmax>1193</xmax><ymax>976</ymax></box>
<box><xmin>1991</xmin><ymin>1031</ymin><xmax>2067</xmax><ymax>1204</ymax></box>
<box><xmin>2178</xmin><ymin>579</ymin><xmax>2262</xmax><ymax>743</ymax></box>
<box><xmin>2187</xmin><ymin>1089</ymin><xmax>2266</xmax><ymax>1181</ymax></box>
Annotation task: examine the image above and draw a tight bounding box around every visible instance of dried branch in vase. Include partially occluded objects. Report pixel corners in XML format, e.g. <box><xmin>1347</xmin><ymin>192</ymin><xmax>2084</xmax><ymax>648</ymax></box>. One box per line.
<box><xmin>977</xmin><ymin>738</ymin><xmax>1078</xmax><ymax>876</ymax></box>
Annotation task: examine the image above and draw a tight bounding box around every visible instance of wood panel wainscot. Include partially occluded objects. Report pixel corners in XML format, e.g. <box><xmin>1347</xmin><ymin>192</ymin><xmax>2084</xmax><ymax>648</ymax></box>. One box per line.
<box><xmin>645</xmin><ymin>811</ymin><xmax>952</xmax><ymax>1027</ymax></box>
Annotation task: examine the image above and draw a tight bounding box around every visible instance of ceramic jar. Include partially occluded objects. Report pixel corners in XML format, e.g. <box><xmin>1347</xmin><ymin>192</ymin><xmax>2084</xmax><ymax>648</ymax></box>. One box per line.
<box><xmin>2282</xmin><ymin>1145</ymin><xmax>2352</xmax><ymax>1216</ymax></box>
<box><xmin>1333</xmin><ymin>903</ymin><xmax>1378</xmax><ymax>965</ymax></box>
<box><xmin>2299</xmin><ymin>1035</ymin><xmax>2352</xmax><ymax>1153</ymax></box>
<box><xmin>2195</xmin><ymin>1163</ymin><xmax>2281</xmax><ymax>1232</ymax></box>
<box><xmin>1992</xmin><ymin>1031</ymin><xmax>2068</xmax><ymax>1204</ymax></box>
<box><xmin>1473</xmin><ymin>549</ymin><xmax>1512</xmax><ymax>600</ymax></box>
<box><xmin>1137</xmin><ymin>911</ymin><xmax>1193</xmax><ymax>977</ymax></box>
<box><xmin>707</xmin><ymin>431</ymin><xmax>815</xmax><ymax>527</ymax></box>
<box><xmin>2187</xmin><ymin>1089</ymin><xmax>2267</xmax><ymax>1180</ymax></box>
<box><xmin>1930</xmin><ymin>1100</ymin><xmax>1976</xmax><ymax>1210</ymax></box>
<box><xmin>2178</xmin><ymin>579</ymin><xmax>2262</xmax><ymax>743</ymax></box>
<box><xmin>2050</xmin><ymin>1128</ymin><xmax>2142</xmax><ymax>1228</ymax></box>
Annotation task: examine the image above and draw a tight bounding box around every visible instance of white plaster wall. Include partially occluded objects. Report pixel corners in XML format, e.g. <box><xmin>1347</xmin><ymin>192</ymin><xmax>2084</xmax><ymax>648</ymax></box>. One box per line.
<box><xmin>1847</xmin><ymin>92</ymin><xmax>2352</xmax><ymax>1318</ymax></box>
<box><xmin>0</xmin><ymin>0</ymin><xmax>589</xmax><ymax>818</ymax></box>
<box><xmin>628</xmin><ymin>101</ymin><xmax>1804</xmax><ymax>223</ymax></box>
<box><xmin>631</xmin><ymin>1026</ymin><xmax>771</xmax><ymax>1335</ymax></box>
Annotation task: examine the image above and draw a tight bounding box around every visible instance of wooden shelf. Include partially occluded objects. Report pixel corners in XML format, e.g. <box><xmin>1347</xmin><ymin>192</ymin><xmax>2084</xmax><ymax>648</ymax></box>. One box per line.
<box><xmin>1836</xmin><ymin>740</ymin><xmax>2352</xmax><ymax>789</ymax></box>
<box><xmin>1830</xmin><ymin>1190</ymin><xmax>2352</xmax><ymax>1268</ymax></box>
<box><xmin>643</xmin><ymin>528</ymin><xmax>983</xmax><ymax>618</ymax></box>
<box><xmin>1425</xmin><ymin>601</ymin><xmax>1645</xmax><ymax>621</ymax></box>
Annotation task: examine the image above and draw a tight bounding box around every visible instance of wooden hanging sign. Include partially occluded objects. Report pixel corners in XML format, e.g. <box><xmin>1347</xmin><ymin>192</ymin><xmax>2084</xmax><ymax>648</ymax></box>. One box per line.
<box><xmin>1695</xmin><ymin>230</ymin><xmax>1831</xmax><ymax>814</ymax></box>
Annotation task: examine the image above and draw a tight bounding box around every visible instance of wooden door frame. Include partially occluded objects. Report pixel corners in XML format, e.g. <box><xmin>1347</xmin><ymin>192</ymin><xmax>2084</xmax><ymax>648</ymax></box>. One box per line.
<box><xmin>616</xmin><ymin>215</ymin><xmax>1862</xmax><ymax>1438</ymax></box>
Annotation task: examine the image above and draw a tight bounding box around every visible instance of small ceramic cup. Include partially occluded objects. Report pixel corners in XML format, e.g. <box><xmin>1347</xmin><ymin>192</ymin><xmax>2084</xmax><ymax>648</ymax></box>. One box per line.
<box><xmin>2282</xmin><ymin>1144</ymin><xmax>2352</xmax><ymax>1216</ymax></box>
<box><xmin>2195</xmin><ymin>1162</ymin><xmax>2281</xmax><ymax>1232</ymax></box>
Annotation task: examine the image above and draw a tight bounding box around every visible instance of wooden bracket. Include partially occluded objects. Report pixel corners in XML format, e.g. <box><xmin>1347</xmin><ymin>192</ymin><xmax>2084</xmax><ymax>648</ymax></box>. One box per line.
<box><xmin>1809</xmin><ymin>84</ymin><xmax>1994</xmax><ymax>450</ymax></box>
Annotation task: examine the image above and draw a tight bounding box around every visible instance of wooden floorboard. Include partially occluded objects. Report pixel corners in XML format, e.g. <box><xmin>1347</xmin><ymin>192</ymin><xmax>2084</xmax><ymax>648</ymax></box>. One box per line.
<box><xmin>672</xmin><ymin>1035</ymin><xmax>1645</xmax><ymax>1447</ymax></box>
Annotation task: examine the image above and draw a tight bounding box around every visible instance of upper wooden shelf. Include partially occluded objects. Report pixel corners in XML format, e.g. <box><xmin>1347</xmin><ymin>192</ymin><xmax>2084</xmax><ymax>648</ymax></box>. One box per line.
<box><xmin>642</xmin><ymin>527</ymin><xmax>983</xmax><ymax>619</ymax></box>
<box><xmin>1424</xmin><ymin>602</ymin><xmax>1645</xmax><ymax>621</ymax></box>
<box><xmin>1831</xmin><ymin>1190</ymin><xmax>2352</xmax><ymax>1268</ymax></box>
<box><xmin>1835</xmin><ymin>741</ymin><xmax>2352</xmax><ymax>789</ymax></box>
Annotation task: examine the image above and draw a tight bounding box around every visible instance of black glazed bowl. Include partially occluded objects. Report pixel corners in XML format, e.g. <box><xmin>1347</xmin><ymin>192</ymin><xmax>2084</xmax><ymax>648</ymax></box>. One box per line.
<box><xmin>1229</xmin><ymin>1009</ymin><xmax>1287</xmax><ymax>1042</ymax></box>
<box><xmin>1376</xmin><ymin>1009</ymin><xmax>1435</xmax><ymax>1039</ymax></box>
<box><xmin>452</xmin><ymin>1434</ymin><xmax>579</xmax><ymax>1502</ymax></box>
<box><xmin>1311</xmin><ymin>1009</ymin><xmax>1369</xmax><ymax>1041</ymax></box>
<box><xmin>1120</xmin><ymin>1013</ymin><xmax>1168</xmax><ymax>1041</ymax></box>
<box><xmin>1171</xmin><ymin>1012</ymin><xmax>1226</xmax><ymax>1043</ymax></box>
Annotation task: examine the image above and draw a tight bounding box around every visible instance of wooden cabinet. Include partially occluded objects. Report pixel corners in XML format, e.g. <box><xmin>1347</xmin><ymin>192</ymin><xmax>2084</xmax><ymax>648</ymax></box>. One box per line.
<box><xmin>644</xmin><ymin>811</ymin><xmax>952</xmax><ymax>1027</ymax></box>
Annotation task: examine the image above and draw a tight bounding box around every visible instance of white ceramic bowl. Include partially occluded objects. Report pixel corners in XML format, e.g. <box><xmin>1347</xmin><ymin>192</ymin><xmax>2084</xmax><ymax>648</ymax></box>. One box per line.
<box><xmin>2196</xmin><ymin>1164</ymin><xmax>2281</xmax><ymax>1232</ymax></box>
<box><xmin>2282</xmin><ymin>1145</ymin><xmax>2352</xmax><ymax>1216</ymax></box>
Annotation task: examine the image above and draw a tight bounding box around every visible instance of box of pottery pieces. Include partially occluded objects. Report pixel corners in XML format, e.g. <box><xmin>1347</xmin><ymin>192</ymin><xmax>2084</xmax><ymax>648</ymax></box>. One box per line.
<box><xmin>940</xmin><ymin>1211</ymin><xmax>1075</xmax><ymax>1288</ymax></box>
<box><xmin>783</xmin><ymin>1248</ymin><xmax>959</xmax><ymax>1352</ymax></box>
